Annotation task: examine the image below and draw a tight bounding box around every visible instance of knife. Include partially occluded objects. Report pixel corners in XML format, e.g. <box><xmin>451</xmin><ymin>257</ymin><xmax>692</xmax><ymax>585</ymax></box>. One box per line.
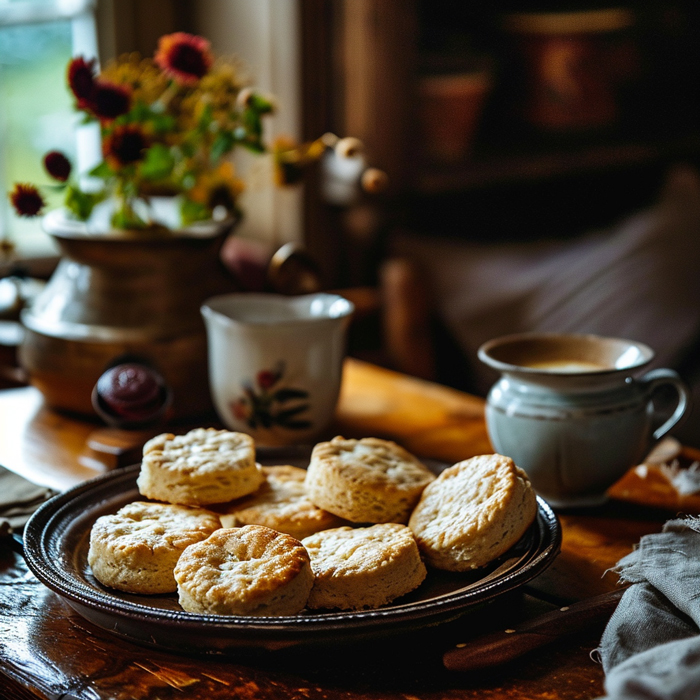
<box><xmin>443</xmin><ymin>587</ymin><xmax>626</xmax><ymax>672</ymax></box>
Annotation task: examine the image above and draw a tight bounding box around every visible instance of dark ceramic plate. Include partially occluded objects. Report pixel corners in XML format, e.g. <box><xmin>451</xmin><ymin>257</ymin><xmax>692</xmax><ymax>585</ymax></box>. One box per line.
<box><xmin>22</xmin><ymin>448</ymin><xmax>561</xmax><ymax>655</ymax></box>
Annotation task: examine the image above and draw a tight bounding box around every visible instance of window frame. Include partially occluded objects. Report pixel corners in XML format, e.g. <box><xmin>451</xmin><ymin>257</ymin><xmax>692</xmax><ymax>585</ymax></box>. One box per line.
<box><xmin>0</xmin><ymin>0</ymin><xmax>101</xmax><ymax>275</ymax></box>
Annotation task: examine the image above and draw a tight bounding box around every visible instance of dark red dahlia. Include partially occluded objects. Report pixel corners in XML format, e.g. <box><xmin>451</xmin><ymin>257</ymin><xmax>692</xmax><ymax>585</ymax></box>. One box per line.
<box><xmin>91</xmin><ymin>81</ymin><xmax>131</xmax><ymax>120</ymax></box>
<box><xmin>43</xmin><ymin>151</ymin><xmax>72</xmax><ymax>182</ymax></box>
<box><xmin>9</xmin><ymin>184</ymin><xmax>45</xmax><ymax>217</ymax></box>
<box><xmin>67</xmin><ymin>56</ymin><xmax>96</xmax><ymax>106</ymax></box>
<box><xmin>104</xmin><ymin>126</ymin><xmax>148</xmax><ymax>167</ymax></box>
<box><xmin>154</xmin><ymin>32</ymin><xmax>213</xmax><ymax>85</ymax></box>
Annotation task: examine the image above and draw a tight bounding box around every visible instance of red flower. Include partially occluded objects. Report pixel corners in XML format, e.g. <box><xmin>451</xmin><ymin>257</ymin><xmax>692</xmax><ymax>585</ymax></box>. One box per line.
<box><xmin>43</xmin><ymin>151</ymin><xmax>72</xmax><ymax>182</ymax></box>
<box><xmin>67</xmin><ymin>57</ymin><xmax>131</xmax><ymax>120</ymax></box>
<box><xmin>67</xmin><ymin>56</ymin><xmax>96</xmax><ymax>107</ymax></box>
<box><xmin>91</xmin><ymin>81</ymin><xmax>131</xmax><ymax>120</ymax></box>
<box><xmin>256</xmin><ymin>370</ymin><xmax>278</xmax><ymax>390</ymax></box>
<box><xmin>104</xmin><ymin>125</ymin><xmax>148</xmax><ymax>168</ymax></box>
<box><xmin>9</xmin><ymin>184</ymin><xmax>45</xmax><ymax>217</ymax></box>
<box><xmin>154</xmin><ymin>33</ymin><xmax>213</xmax><ymax>85</ymax></box>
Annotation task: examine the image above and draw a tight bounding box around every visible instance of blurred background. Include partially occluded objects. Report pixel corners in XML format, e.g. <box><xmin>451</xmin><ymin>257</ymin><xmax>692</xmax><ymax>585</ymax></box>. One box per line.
<box><xmin>2</xmin><ymin>0</ymin><xmax>700</xmax><ymax>443</ymax></box>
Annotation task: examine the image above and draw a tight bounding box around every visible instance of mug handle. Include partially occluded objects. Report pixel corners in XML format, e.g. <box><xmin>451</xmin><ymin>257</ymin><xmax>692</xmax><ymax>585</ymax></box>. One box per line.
<box><xmin>638</xmin><ymin>368</ymin><xmax>691</xmax><ymax>441</ymax></box>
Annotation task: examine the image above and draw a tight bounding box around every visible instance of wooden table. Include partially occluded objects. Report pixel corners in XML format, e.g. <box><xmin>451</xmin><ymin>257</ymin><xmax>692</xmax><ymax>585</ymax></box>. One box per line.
<box><xmin>0</xmin><ymin>359</ymin><xmax>686</xmax><ymax>700</ymax></box>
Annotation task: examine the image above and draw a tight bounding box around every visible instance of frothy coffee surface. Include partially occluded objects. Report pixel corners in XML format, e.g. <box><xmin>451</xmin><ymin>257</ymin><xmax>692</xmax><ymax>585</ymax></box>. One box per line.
<box><xmin>525</xmin><ymin>360</ymin><xmax>609</xmax><ymax>372</ymax></box>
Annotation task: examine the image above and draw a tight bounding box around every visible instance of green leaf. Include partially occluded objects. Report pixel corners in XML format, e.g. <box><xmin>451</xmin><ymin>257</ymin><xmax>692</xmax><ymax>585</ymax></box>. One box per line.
<box><xmin>249</xmin><ymin>94</ymin><xmax>274</xmax><ymax>114</ymax></box>
<box><xmin>273</xmin><ymin>388</ymin><xmax>309</xmax><ymax>403</ymax></box>
<box><xmin>111</xmin><ymin>206</ymin><xmax>147</xmax><ymax>230</ymax></box>
<box><xmin>210</xmin><ymin>131</ymin><xmax>236</xmax><ymax>163</ymax></box>
<box><xmin>64</xmin><ymin>186</ymin><xmax>103</xmax><ymax>220</ymax></box>
<box><xmin>149</xmin><ymin>113</ymin><xmax>177</xmax><ymax>134</ymax></box>
<box><xmin>139</xmin><ymin>144</ymin><xmax>175</xmax><ymax>181</ymax></box>
<box><xmin>275</xmin><ymin>405</ymin><xmax>310</xmax><ymax>421</ymax></box>
<box><xmin>243</xmin><ymin>110</ymin><xmax>262</xmax><ymax>138</ymax></box>
<box><xmin>180</xmin><ymin>141</ymin><xmax>196</xmax><ymax>158</ymax></box>
<box><xmin>128</xmin><ymin>102</ymin><xmax>151</xmax><ymax>121</ymax></box>
<box><xmin>258</xmin><ymin>412</ymin><xmax>273</xmax><ymax>428</ymax></box>
<box><xmin>180</xmin><ymin>197</ymin><xmax>210</xmax><ymax>225</ymax></box>
<box><xmin>197</xmin><ymin>103</ymin><xmax>214</xmax><ymax>132</ymax></box>
<box><xmin>242</xmin><ymin>139</ymin><xmax>266</xmax><ymax>154</ymax></box>
<box><xmin>89</xmin><ymin>161</ymin><xmax>114</xmax><ymax>180</ymax></box>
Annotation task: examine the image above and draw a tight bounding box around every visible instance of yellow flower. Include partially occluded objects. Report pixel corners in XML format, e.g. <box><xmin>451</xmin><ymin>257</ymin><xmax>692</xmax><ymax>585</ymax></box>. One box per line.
<box><xmin>101</xmin><ymin>54</ymin><xmax>168</xmax><ymax>106</ymax></box>
<box><xmin>272</xmin><ymin>136</ymin><xmax>326</xmax><ymax>186</ymax></box>
<box><xmin>188</xmin><ymin>161</ymin><xmax>244</xmax><ymax>213</ymax></box>
<box><xmin>178</xmin><ymin>62</ymin><xmax>248</xmax><ymax>131</ymax></box>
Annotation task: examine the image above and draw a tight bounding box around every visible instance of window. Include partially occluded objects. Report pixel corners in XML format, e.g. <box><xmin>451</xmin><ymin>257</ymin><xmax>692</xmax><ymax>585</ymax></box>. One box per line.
<box><xmin>0</xmin><ymin>0</ymin><xmax>98</xmax><ymax>264</ymax></box>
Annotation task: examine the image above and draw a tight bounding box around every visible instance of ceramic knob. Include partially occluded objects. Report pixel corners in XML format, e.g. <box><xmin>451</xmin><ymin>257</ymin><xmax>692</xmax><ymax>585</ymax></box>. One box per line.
<box><xmin>92</xmin><ymin>362</ymin><xmax>172</xmax><ymax>427</ymax></box>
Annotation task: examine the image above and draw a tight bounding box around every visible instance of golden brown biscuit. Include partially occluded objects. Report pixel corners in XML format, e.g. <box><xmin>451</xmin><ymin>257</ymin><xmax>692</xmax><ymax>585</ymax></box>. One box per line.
<box><xmin>304</xmin><ymin>436</ymin><xmax>435</xmax><ymax>523</ymax></box>
<box><xmin>217</xmin><ymin>465</ymin><xmax>345</xmax><ymax>539</ymax></box>
<box><xmin>174</xmin><ymin>525</ymin><xmax>314</xmax><ymax>616</ymax></box>
<box><xmin>408</xmin><ymin>454</ymin><xmax>538</xmax><ymax>571</ymax></box>
<box><xmin>137</xmin><ymin>428</ymin><xmax>263</xmax><ymax>506</ymax></box>
<box><xmin>87</xmin><ymin>501</ymin><xmax>221</xmax><ymax>594</ymax></box>
<box><xmin>302</xmin><ymin>523</ymin><xmax>427</xmax><ymax>610</ymax></box>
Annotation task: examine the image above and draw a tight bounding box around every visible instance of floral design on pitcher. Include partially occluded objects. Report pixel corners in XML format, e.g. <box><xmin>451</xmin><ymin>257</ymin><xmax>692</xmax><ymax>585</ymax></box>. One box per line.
<box><xmin>230</xmin><ymin>361</ymin><xmax>312</xmax><ymax>431</ymax></box>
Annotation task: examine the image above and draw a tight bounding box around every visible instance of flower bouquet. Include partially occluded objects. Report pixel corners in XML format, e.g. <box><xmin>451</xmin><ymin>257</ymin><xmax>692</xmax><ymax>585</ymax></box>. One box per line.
<box><xmin>8</xmin><ymin>32</ymin><xmax>348</xmax><ymax>232</ymax></box>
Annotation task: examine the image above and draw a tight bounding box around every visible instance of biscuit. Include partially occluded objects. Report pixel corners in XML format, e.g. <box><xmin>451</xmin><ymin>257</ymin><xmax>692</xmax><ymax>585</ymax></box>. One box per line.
<box><xmin>301</xmin><ymin>523</ymin><xmax>427</xmax><ymax>610</ymax></box>
<box><xmin>304</xmin><ymin>436</ymin><xmax>435</xmax><ymax>523</ymax></box>
<box><xmin>137</xmin><ymin>428</ymin><xmax>263</xmax><ymax>506</ymax></box>
<box><xmin>87</xmin><ymin>501</ymin><xmax>221</xmax><ymax>594</ymax></box>
<box><xmin>217</xmin><ymin>465</ymin><xmax>345</xmax><ymax>539</ymax></box>
<box><xmin>408</xmin><ymin>453</ymin><xmax>538</xmax><ymax>571</ymax></box>
<box><xmin>174</xmin><ymin>525</ymin><xmax>314</xmax><ymax>616</ymax></box>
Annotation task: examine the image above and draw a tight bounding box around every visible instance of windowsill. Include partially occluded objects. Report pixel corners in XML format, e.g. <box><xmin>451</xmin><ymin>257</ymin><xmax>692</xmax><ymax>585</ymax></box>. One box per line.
<box><xmin>0</xmin><ymin>255</ymin><xmax>59</xmax><ymax>280</ymax></box>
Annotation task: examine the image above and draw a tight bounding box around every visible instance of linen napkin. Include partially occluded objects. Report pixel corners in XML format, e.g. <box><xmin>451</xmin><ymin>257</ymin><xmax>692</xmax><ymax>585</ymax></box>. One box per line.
<box><xmin>597</xmin><ymin>517</ymin><xmax>700</xmax><ymax>700</ymax></box>
<box><xmin>0</xmin><ymin>464</ymin><xmax>56</xmax><ymax>531</ymax></box>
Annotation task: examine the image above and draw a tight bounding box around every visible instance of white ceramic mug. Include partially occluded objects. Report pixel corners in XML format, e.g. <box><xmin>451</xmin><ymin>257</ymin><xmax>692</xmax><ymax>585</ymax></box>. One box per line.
<box><xmin>478</xmin><ymin>332</ymin><xmax>691</xmax><ymax>508</ymax></box>
<box><xmin>201</xmin><ymin>292</ymin><xmax>354</xmax><ymax>446</ymax></box>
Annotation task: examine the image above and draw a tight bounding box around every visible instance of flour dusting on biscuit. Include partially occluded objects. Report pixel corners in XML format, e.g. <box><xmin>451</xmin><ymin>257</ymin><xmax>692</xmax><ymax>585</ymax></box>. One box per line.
<box><xmin>88</xmin><ymin>501</ymin><xmax>221</xmax><ymax>594</ymax></box>
<box><xmin>305</xmin><ymin>436</ymin><xmax>435</xmax><ymax>523</ymax></box>
<box><xmin>409</xmin><ymin>453</ymin><xmax>537</xmax><ymax>571</ymax></box>
<box><xmin>217</xmin><ymin>465</ymin><xmax>345</xmax><ymax>539</ymax></box>
<box><xmin>174</xmin><ymin>525</ymin><xmax>313</xmax><ymax>616</ymax></box>
<box><xmin>137</xmin><ymin>427</ymin><xmax>263</xmax><ymax>505</ymax></box>
<box><xmin>302</xmin><ymin>523</ymin><xmax>426</xmax><ymax>610</ymax></box>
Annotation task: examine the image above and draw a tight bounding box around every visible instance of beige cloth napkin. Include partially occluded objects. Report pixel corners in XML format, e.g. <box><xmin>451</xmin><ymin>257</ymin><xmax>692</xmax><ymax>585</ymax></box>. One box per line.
<box><xmin>0</xmin><ymin>464</ymin><xmax>56</xmax><ymax>531</ymax></box>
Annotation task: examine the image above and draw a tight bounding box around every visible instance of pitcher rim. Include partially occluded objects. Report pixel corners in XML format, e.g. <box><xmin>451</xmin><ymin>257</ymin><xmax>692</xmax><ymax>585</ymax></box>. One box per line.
<box><xmin>477</xmin><ymin>331</ymin><xmax>655</xmax><ymax>376</ymax></box>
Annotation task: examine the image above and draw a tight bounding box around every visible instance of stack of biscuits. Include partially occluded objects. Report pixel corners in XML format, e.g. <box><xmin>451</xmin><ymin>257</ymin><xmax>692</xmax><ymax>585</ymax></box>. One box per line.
<box><xmin>88</xmin><ymin>428</ymin><xmax>538</xmax><ymax>616</ymax></box>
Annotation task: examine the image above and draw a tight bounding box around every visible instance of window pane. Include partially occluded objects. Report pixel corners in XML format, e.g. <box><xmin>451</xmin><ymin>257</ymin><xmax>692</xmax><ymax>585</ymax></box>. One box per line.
<box><xmin>0</xmin><ymin>1</ymin><xmax>95</xmax><ymax>26</ymax></box>
<box><xmin>0</xmin><ymin>19</ymin><xmax>76</xmax><ymax>258</ymax></box>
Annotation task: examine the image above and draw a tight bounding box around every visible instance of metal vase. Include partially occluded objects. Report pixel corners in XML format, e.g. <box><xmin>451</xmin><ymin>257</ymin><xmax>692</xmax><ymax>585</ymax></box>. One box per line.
<box><xmin>19</xmin><ymin>209</ymin><xmax>237</xmax><ymax>419</ymax></box>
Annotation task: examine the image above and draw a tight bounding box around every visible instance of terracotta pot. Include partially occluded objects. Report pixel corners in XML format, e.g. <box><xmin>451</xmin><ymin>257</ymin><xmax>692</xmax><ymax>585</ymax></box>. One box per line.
<box><xmin>19</xmin><ymin>209</ymin><xmax>237</xmax><ymax>419</ymax></box>
<box><xmin>417</xmin><ymin>71</ymin><xmax>492</xmax><ymax>162</ymax></box>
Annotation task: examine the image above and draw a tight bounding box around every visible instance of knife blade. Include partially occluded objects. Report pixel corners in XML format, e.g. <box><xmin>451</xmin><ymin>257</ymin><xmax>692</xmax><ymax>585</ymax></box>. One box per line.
<box><xmin>443</xmin><ymin>587</ymin><xmax>626</xmax><ymax>672</ymax></box>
